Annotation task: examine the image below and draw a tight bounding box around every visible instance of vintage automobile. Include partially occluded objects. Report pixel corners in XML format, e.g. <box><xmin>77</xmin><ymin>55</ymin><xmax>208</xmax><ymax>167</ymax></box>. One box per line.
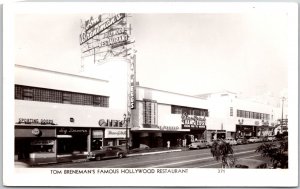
<box><xmin>235</xmin><ymin>158</ymin><xmax>268</xmax><ymax>169</ymax></box>
<box><xmin>188</xmin><ymin>140</ymin><xmax>208</xmax><ymax>149</ymax></box>
<box><xmin>130</xmin><ymin>144</ymin><xmax>150</xmax><ymax>153</ymax></box>
<box><xmin>267</xmin><ymin>136</ymin><xmax>277</xmax><ymax>142</ymax></box>
<box><xmin>224</xmin><ymin>138</ymin><xmax>237</xmax><ymax>145</ymax></box>
<box><xmin>236</xmin><ymin>138</ymin><xmax>248</xmax><ymax>145</ymax></box>
<box><xmin>247</xmin><ymin>137</ymin><xmax>260</xmax><ymax>143</ymax></box>
<box><xmin>87</xmin><ymin>146</ymin><xmax>127</xmax><ymax>161</ymax></box>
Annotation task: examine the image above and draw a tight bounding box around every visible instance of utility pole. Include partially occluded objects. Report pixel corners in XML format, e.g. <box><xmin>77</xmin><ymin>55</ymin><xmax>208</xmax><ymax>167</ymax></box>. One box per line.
<box><xmin>281</xmin><ymin>97</ymin><xmax>286</xmax><ymax>133</ymax></box>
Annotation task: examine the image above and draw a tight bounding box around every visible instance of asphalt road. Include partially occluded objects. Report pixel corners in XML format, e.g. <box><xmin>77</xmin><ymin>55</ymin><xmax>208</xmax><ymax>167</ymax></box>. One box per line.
<box><xmin>41</xmin><ymin>142</ymin><xmax>271</xmax><ymax>168</ymax></box>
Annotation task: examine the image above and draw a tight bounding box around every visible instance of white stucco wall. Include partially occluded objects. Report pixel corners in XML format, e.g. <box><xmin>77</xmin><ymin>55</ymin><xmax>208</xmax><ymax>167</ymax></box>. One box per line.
<box><xmin>15</xmin><ymin>58</ymin><xmax>129</xmax><ymax>127</ymax></box>
<box><xmin>15</xmin><ymin>100</ymin><xmax>125</xmax><ymax>128</ymax></box>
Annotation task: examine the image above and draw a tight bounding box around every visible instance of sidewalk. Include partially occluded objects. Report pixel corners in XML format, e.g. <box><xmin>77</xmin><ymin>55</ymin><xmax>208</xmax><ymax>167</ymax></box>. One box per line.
<box><xmin>15</xmin><ymin>147</ymin><xmax>189</xmax><ymax>167</ymax></box>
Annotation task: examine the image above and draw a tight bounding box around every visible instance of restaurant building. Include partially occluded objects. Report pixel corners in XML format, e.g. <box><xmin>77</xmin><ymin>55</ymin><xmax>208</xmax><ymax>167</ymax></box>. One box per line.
<box><xmin>131</xmin><ymin>86</ymin><xmax>209</xmax><ymax>148</ymax></box>
<box><xmin>14</xmin><ymin>59</ymin><xmax>130</xmax><ymax>160</ymax></box>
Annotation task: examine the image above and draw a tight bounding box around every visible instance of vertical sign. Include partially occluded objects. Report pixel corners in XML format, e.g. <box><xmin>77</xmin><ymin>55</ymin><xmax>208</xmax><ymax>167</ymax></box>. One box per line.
<box><xmin>130</xmin><ymin>55</ymin><xmax>136</xmax><ymax>109</ymax></box>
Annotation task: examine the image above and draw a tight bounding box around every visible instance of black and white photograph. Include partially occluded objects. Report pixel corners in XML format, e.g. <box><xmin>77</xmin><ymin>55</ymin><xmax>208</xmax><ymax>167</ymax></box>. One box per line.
<box><xmin>2</xmin><ymin>2</ymin><xmax>298</xmax><ymax>187</ymax></box>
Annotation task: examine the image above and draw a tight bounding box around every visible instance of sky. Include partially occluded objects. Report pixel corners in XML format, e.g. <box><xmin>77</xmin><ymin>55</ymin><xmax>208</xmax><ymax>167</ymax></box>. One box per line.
<box><xmin>15</xmin><ymin>12</ymin><xmax>289</xmax><ymax>98</ymax></box>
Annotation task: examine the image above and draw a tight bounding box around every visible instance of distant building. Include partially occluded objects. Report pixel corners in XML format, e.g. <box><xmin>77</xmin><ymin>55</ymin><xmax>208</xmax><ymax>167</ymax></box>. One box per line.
<box><xmin>196</xmin><ymin>90</ymin><xmax>282</xmax><ymax>140</ymax></box>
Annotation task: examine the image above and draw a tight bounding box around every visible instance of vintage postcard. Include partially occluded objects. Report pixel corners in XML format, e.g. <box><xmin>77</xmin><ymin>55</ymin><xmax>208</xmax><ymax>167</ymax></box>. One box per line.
<box><xmin>2</xmin><ymin>2</ymin><xmax>298</xmax><ymax>187</ymax></box>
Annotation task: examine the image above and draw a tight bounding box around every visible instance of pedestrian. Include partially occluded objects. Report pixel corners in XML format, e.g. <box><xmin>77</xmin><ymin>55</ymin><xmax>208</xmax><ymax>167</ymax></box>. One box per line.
<box><xmin>182</xmin><ymin>139</ymin><xmax>186</xmax><ymax>147</ymax></box>
<box><xmin>167</xmin><ymin>141</ymin><xmax>170</xmax><ymax>149</ymax></box>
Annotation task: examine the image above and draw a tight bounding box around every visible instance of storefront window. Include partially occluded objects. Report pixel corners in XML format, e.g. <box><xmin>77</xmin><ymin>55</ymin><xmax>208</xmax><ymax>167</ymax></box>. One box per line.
<box><xmin>15</xmin><ymin>85</ymin><xmax>109</xmax><ymax>107</ymax></box>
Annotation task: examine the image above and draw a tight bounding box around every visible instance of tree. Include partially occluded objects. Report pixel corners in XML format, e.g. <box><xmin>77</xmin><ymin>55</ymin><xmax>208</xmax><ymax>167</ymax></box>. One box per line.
<box><xmin>256</xmin><ymin>139</ymin><xmax>288</xmax><ymax>169</ymax></box>
<box><xmin>210</xmin><ymin>139</ymin><xmax>236</xmax><ymax>168</ymax></box>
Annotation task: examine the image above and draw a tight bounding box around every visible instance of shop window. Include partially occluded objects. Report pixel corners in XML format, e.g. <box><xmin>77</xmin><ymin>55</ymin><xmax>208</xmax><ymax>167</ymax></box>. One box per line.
<box><xmin>15</xmin><ymin>85</ymin><xmax>109</xmax><ymax>108</ymax></box>
<box><xmin>250</xmin><ymin>112</ymin><xmax>254</xmax><ymax>119</ymax></box>
<box><xmin>63</xmin><ymin>92</ymin><xmax>72</xmax><ymax>104</ymax></box>
<box><xmin>193</xmin><ymin>109</ymin><xmax>201</xmax><ymax>116</ymax></box>
<box><xmin>93</xmin><ymin>96</ymin><xmax>109</xmax><ymax>107</ymax></box>
<box><xmin>15</xmin><ymin>85</ymin><xmax>23</xmax><ymax>99</ymax></box>
<box><xmin>171</xmin><ymin>105</ymin><xmax>182</xmax><ymax>114</ymax></box>
<box><xmin>246</xmin><ymin>111</ymin><xmax>250</xmax><ymax>118</ymax></box>
<box><xmin>71</xmin><ymin>93</ymin><xmax>83</xmax><ymax>105</ymax></box>
<box><xmin>171</xmin><ymin>105</ymin><xmax>208</xmax><ymax>117</ymax></box>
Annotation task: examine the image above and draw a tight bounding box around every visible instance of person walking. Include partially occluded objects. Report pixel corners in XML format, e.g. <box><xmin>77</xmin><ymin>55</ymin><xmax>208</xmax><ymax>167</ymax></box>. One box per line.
<box><xmin>167</xmin><ymin>141</ymin><xmax>170</xmax><ymax>149</ymax></box>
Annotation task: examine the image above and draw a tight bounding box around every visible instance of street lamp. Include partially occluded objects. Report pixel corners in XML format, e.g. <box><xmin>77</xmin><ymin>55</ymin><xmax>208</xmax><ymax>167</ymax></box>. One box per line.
<box><xmin>123</xmin><ymin>114</ymin><xmax>129</xmax><ymax>153</ymax></box>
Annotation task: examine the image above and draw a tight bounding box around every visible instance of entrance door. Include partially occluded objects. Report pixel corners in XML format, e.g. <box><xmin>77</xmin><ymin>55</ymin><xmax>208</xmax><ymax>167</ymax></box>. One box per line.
<box><xmin>15</xmin><ymin>138</ymin><xmax>31</xmax><ymax>159</ymax></box>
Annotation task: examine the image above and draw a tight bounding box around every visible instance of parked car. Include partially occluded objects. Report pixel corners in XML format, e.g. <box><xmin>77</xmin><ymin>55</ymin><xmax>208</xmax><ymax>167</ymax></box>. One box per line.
<box><xmin>206</xmin><ymin>140</ymin><xmax>214</xmax><ymax>148</ymax></box>
<box><xmin>236</xmin><ymin>138</ymin><xmax>248</xmax><ymax>145</ymax></box>
<box><xmin>224</xmin><ymin>138</ymin><xmax>237</xmax><ymax>145</ymax></box>
<box><xmin>247</xmin><ymin>137</ymin><xmax>260</xmax><ymax>143</ymax></box>
<box><xmin>130</xmin><ymin>144</ymin><xmax>150</xmax><ymax>153</ymax></box>
<box><xmin>267</xmin><ymin>136</ymin><xmax>276</xmax><ymax>142</ymax></box>
<box><xmin>235</xmin><ymin>158</ymin><xmax>268</xmax><ymax>169</ymax></box>
<box><xmin>188</xmin><ymin>140</ymin><xmax>208</xmax><ymax>149</ymax></box>
<box><xmin>87</xmin><ymin>146</ymin><xmax>127</xmax><ymax>161</ymax></box>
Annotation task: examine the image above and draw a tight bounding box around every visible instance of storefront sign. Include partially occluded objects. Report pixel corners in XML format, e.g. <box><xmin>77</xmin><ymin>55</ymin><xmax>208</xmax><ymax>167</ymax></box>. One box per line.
<box><xmin>57</xmin><ymin>128</ymin><xmax>89</xmax><ymax>135</ymax></box>
<box><xmin>130</xmin><ymin>55</ymin><xmax>136</xmax><ymax>109</ymax></box>
<box><xmin>80</xmin><ymin>13</ymin><xmax>126</xmax><ymax>45</ymax></box>
<box><xmin>16</xmin><ymin>118</ymin><xmax>56</xmax><ymax>125</ymax></box>
<box><xmin>31</xmin><ymin>128</ymin><xmax>40</xmax><ymax>136</ymax></box>
<box><xmin>84</xmin><ymin>15</ymin><xmax>102</xmax><ymax>31</ymax></box>
<box><xmin>31</xmin><ymin>140</ymin><xmax>55</xmax><ymax>145</ymax></box>
<box><xmin>105</xmin><ymin>129</ymin><xmax>127</xmax><ymax>138</ymax></box>
<box><xmin>98</xmin><ymin>119</ymin><xmax>125</xmax><ymax>127</ymax></box>
<box><xmin>158</xmin><ymin>125</ymin><xmax>180</xmax><ymax>131</ymax></box>
<box><xmin>99</xmin><ymin>34</ymin><xmax>128</xmax><ymax>48</ymax></box>
<box><xmin>181</xmin><ymin>113</ymin><xmax>206</xmax><ymax>129</ymax></box>
<box><xmin>92</xmin><ymin>130</ymin><xmax>103</xmax><ymax>138</ymax></box>
<box><xmin>254</xmin><ymin>121</ymin><xmax>260</xmax><ymax>126</ymax></box>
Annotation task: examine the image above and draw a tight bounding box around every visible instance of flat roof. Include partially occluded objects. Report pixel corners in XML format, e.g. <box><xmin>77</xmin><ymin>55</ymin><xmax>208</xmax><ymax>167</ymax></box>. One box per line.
<box><xmin>15</xmin><ymin>64</ymin><xmax>109</xmax><ymax>83</ymax></box>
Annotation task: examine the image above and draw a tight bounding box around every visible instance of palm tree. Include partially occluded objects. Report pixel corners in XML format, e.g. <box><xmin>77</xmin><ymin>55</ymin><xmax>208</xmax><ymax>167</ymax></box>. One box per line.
<box><xmin>256</xmin><ymin>139</ymin><xmax>288</xmax><ymax>169</ymax></box>
<box><xmin>210</xmin><ymin>139</ymin><xmax>236</xmax><ymax>168</ymax></box>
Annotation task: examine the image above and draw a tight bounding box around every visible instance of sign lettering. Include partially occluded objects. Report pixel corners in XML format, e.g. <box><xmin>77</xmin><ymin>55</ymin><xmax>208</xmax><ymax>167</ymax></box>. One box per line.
<box><xmin>105</xmin><ymin>129</ymin><xmax>128</xmax><ymax>138</ymax></box>
<box><xmin>158</xmin><ymin>125</ymin><xmax>180</xmax><ymax>131</ymax></box>
<box><xmin>98</xmin><ymin>119</ymin><xmax>125</xmax><ymax>127</ymax></box>
<box><xmin>17</xmin><ymin>118</ymin><xmax>56</xmax><ymax>125</ymax></box>
<box><xmin>80</xmin><ymin>13</ymin><xmax>126</xmax><ymax>44</ymax></box>
<box><xmin>181</xmin><ymin>113</ymin><xmax>206</xmax><ymax>129</ymax></box>
<box><xmin>57</xmin><ymin>128</ymin><xmax>88</xmax><ymax>135</ymax></box>
<box><xmin>130</xmin><ymin>55</ymin><xmax>136</xmax><ymax>109</ymax></box>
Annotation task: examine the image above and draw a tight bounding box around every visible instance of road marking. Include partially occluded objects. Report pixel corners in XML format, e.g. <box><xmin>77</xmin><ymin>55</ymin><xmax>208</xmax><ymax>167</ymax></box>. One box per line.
<box><xmin>197</xmin><ymin>162</ymin><xmax>221</xmax><ymax>168</ymax></box>
<box><xmin>148</xmin><ymin>150</ymin><xmax>255</xmax><ymax>168</ymax></box>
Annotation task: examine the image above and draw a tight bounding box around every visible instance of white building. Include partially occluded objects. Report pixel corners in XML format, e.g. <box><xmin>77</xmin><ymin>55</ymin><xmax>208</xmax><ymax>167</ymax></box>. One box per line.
<box><xmin>131</xmin><ymin>86</ymin><xmax>208</xmax><ymax>148</ymax></box>
<box><xmin>197</xmin><ymin>90</ymin><xmax>282</xmax><ymax>140</ymax></box>
<box><xmin>14</xmin><ymin>59</ymin><xmax>129</xmax><ymax>160</ymax></box>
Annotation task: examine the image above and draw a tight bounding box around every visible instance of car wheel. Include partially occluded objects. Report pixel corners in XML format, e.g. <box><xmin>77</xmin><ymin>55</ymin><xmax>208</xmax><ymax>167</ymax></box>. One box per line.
<box><xmin>95</xmin><ymin>156</ymin><xmax>102</xmax><ymax>161</ymax></box>
<box><xmin>118</xmin><ymin>153</ymin><xmax>124</xmax><ymax>159</ymax></box>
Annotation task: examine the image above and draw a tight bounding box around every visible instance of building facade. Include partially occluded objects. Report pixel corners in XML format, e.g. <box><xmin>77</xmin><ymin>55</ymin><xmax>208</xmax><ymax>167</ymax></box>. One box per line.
<box><xmin>14</xmin><ymin>59</ymin><xmax>130</xmax><ymax>160</ymax></box>
<box><xmin>131</xmin><ymin>86</ymin><xmax>208</xmax><ymax>148</ymax></box>
<box><xmin>198</xmin><ymin>91</ymin><xmax>281</xmax><ymax>140</ymax></box>
<box><xmin>15</xmin><ymin>63</ymin><xmax>285</xmax><ymax>161</ymax></box>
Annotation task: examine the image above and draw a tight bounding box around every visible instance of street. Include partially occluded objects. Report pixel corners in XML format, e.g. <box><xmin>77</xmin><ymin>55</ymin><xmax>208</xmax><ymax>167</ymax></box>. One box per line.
<box><xmin>41</xmin><ymin>142</ymin><xmax>270</xmax><ymax>168</ymax></box>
